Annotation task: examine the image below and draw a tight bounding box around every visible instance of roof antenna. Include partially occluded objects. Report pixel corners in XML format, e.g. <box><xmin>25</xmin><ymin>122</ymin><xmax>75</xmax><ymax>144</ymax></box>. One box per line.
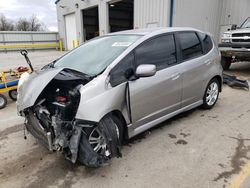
<box><xmin>20</xmin><ymin>50</ymin><xmax>34</xmax><ymax>72</ymax></box>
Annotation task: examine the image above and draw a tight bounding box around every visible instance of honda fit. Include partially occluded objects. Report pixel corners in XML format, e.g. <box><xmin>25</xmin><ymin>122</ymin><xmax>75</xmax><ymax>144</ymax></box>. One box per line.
<box><xmin>17</xmin><ymin>27</ymin><xmax>222</xmax><ymax>167</ymax></box>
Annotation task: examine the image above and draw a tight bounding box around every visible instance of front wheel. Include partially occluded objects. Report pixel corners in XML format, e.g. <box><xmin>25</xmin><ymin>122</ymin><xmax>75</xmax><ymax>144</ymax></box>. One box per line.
<box><xmin>77</xmin><ymin>115</ymin><xmax>124</xmax><ymax>167</ymax></box>
<box><xmin>202</xmin><ymin>79</ymin><xmax>220</xmax><ymax>109</ymax></box>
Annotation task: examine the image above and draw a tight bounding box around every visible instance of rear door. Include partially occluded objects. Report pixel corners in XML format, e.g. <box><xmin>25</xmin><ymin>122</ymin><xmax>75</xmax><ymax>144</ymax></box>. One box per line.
<box><xmin>129</xmin><ymin>34</ymin><xmax>182</xmax><ymax>128</ymax></box>
<box><xmin>176</xmin><ymin>31</ymin><xmax>211</xmax><ymax>107</ymax></box>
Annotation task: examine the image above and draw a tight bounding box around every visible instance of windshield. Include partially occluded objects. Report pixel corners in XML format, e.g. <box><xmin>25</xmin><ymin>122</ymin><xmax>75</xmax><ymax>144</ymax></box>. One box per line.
<box><xmin>54</xmin><ymin>35</ymin><xmax>141</xmax><ymax>76</ymax></box>
<box><xmin>241</xmin><ymin>17</ymin><xmax>250</xmax><ymax>28</ymax></box>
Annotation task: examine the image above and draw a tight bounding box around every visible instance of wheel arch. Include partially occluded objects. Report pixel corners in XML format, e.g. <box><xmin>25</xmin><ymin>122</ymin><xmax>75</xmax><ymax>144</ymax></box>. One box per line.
<box><xmin>102</xmin><ymin>110</ymin><xmax>129</xmax><ymax>142</ymax></box>
<box><xmin>202</xmin><ymin>75</ymin><xmax>222</xmax><ymax>101</ymax></box>
<box><xmin>211</xmin><ymin>75</ymin><xmax>222</xmax><ymax>92</ymax></box>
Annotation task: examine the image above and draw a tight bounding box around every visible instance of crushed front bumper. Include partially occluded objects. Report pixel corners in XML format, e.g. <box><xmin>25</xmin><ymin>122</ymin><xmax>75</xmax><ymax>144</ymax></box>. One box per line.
<box><xmin>24</xmin><ymin>110</ymin><xmax>120</xmax><ymax>167</ymax></box>
<box><xmin>24</xmin><ymin>109</ymin><xmax>82</xmax><ymax>163</ymax></box>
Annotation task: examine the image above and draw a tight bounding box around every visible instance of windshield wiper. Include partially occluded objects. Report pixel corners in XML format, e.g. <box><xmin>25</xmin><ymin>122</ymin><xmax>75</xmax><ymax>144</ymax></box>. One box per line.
<box><xmin>42</xmin><ymin>59</ymin><xmax>58</xmax><ymax>70</ymax></box>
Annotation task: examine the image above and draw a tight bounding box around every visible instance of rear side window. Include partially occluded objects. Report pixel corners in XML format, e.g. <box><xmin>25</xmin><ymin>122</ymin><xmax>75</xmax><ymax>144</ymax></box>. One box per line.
<box><xmin>178</xmin><ymin>32</ymin><xmax>203</xmax><ymax>61</ymax></box>
<box><xmin>135</xmin><ymin>34</ymin><xmax>177</xmax><ymax>70</ymax></box>
<box><xmin>199</xmin><ymin>33</ymin><xmax>213</xmax><ymax>54</ymax></box>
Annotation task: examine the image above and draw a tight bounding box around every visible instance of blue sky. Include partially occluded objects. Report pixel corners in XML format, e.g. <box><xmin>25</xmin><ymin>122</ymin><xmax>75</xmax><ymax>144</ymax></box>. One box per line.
<box><xmin>0</xmin><ymin>0</ymin><xmax>58</xmax><ymax>31</ymax></box>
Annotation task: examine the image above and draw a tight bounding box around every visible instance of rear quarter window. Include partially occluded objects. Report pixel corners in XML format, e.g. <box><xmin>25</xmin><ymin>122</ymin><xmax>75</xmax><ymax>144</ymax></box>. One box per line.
<box><xmin>199</xmin><ymin>33</ymin><xmax>213</xmax><ymax>54</ymax></box>
<box><xmin>178</xmin><ymin>32</ymin><xmax>203</xmax><ymax>61</ymax></box>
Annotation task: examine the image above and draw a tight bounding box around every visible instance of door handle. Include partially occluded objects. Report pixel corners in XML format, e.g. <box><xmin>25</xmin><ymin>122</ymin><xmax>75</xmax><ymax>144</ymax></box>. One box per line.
<box><xmin>171</xmin><ymin>72</ymin><xmax>180</xmax><ymax>80</ymax></box>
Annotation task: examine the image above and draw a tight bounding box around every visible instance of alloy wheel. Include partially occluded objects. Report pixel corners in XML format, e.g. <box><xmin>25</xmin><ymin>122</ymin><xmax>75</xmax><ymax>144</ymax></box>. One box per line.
<box><xmin>88</xmin><ymin>124</ymin><xmax>120</xmax><ymax>157</ymax></box>
<box><xmin>206</xmin><ymin>82</ymin><xmax>219</xmax><ymax>106</ymax></box>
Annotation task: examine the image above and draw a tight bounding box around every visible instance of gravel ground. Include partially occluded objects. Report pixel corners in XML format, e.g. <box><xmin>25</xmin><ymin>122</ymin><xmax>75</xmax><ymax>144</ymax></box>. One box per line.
<box><xmin>0</xmin><ymin>51</ymin><xmax>250</xmax><ymax>188</ymax></box>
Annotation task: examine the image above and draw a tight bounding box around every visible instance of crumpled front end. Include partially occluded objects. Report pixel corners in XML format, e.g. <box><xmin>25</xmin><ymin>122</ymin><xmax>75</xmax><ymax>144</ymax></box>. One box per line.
<box><xmin>17</xmin><ymin>68</ymin><xmax>92</xmax><ymax>163</ymax></box>
<box><xmin>17</xmin><ymin>68</ymin><xmax>63</xmax><ymax>113</ymax></box>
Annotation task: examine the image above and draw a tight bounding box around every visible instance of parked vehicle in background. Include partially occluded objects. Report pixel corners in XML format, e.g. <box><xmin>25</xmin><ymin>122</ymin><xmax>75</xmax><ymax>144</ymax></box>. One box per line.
<box><xmin>17</xmin><ymin>27</ymin><xmax>222</xmax><ymax>167</ymax></box>
<box><xmin>219</xmin><ymin>17</ymin><xmax>250</xmax><ymax>70</ymax></box>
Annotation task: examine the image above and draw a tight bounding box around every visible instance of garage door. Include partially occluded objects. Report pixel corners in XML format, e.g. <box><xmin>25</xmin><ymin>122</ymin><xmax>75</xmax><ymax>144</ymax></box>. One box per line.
<box><xmin>65</xmin><ymin>13</ymin><xmax>77</xmax><ymax>50</ymax></box>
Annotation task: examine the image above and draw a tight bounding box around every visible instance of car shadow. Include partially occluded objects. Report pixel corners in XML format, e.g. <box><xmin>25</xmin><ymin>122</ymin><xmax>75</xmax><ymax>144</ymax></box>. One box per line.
<box><xmin>127</xmin><ymin>108</ymin><xmax>197</xmax><ymax>145</ymax></box>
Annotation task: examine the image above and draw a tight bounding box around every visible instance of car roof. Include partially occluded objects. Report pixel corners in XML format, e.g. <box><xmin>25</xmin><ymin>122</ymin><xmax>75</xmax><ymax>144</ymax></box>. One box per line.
<box><xmin>106</xmin><ymin>27</ymin><xmax>203</xmax><ymax>36</ymax></box>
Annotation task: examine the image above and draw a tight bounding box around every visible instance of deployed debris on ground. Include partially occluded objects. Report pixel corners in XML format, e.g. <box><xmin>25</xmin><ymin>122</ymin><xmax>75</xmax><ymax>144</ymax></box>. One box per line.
<box><xmin>223</xmin><ymin>73</ymin><xmax>249</xmax><ymax>90</ymax></box>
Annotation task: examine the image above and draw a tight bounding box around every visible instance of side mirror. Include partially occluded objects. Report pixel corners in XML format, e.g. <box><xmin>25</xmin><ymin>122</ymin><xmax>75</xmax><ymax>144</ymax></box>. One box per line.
<box><xmin>231</xmin><ymin>24</ymin><xmax>237</xmax><ymax>30</ymax></box>
<box><xmin>135</xmin><ymin>64</ymin><xmax>156</xmax><ymax>78</ymax></box>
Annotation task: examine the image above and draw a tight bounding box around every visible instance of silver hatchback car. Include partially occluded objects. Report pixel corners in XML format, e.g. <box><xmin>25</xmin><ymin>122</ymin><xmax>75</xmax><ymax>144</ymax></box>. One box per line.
<box><xmin>17</xmin><ymin>27</ymin><xmax>222</xmax><ymax>167</ymax></box>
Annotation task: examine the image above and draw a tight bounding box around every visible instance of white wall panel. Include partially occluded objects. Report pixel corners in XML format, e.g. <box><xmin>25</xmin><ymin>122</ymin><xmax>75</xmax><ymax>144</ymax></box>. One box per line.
<box><xmin>134</xmin><ymin>0</ymin><xmax>169</xmax><ymax>28</ymax></box>
<box><xmin>56</xmin><ymin>0</ymin><xmax>250</xmax><ymax>47</ymax></box>
<box><xmin>173</xmin><ymin>0</ymin><xmax>222</xmax><ymax>41</ymax></box>
<box><xmin>220</xmin><ymin>0</ymin><xmax>250</xmax><ymax>26</ymax></box>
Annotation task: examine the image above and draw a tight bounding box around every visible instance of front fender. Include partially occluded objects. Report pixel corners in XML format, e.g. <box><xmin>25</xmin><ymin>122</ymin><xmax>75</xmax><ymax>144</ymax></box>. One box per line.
<box><xmin>76</xmin><ymin>82</ymin><xmax>130</xmax><ymax>124</ymax></box>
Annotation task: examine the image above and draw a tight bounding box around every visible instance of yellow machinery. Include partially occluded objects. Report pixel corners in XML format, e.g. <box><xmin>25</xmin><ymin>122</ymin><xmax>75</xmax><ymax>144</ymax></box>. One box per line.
<box><xmin>0</xmin><ymin>67</ymin><xmax>29</xmax><ymax>109</ymax></box>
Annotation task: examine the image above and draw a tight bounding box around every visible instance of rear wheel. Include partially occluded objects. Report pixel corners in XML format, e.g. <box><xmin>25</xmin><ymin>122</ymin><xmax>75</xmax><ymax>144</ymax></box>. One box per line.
<box><xmin>221</xmin><ymin>56</ymin><xmax>232</xmax><ymax>70</ymax></box>
<box><xmin>78</xmin><ymin>115</ymin><xmax>124</xmax><ymax>167</ymax></box>
<box><xmin>9</xmin><ymin>89</ymin><xmax>18</xmax><ymax>101</ymax></box>
<box><xmin>202</xmin><ymin>79</ymin><xmax>220</xmax><ymax>109</ymax></box>
<box><xmin>0</xmin><ymin>94</ymin><xmax>7</xmax><ymax>109</ymax></box>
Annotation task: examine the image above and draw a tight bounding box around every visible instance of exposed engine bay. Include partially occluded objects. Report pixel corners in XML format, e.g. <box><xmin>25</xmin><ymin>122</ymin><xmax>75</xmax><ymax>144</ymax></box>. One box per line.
<box><xmin>21</xmin><ymin>69</ymin><xmax>122</xmax><ymax>167</ymax></box>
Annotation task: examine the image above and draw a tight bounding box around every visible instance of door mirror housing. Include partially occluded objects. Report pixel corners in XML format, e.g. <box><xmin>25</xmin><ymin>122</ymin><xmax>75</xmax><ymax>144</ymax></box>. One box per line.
<box><xmin>135</xmin><ymin>64</ymin><xmax>156</xmax><ymax>78</ymax></box>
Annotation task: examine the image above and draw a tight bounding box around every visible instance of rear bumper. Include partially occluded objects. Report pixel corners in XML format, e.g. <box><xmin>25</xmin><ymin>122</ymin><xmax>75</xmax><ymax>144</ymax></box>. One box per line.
<box><xmin>219</xmin><ymin>43</ymin><xmax>250</xmax><ymax>59</ymax></box>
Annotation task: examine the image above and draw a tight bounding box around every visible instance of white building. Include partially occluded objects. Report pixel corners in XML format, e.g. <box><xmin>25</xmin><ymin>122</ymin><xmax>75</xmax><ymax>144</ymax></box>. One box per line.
<box><xmin>56</xmin><ymin>0</ymin><xmax>250</xmax><ymax>50</ymax></box>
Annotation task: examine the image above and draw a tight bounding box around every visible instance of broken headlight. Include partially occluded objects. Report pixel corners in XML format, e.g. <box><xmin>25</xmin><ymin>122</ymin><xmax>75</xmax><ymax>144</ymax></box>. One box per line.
<box><xmin>17</xmin><ymin>72</ymin><xmax>30</xmax><ymax>91</ymax></box>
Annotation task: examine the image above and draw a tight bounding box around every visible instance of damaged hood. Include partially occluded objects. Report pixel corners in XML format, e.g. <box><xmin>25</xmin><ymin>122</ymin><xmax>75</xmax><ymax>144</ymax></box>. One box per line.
<box><xmin>17</xmin><ymin>68</ymin><xmax>64</xmax><ymax>112</ymax></box>
<box><xmin>17</xmin><ymin>67</ymin><xmax>91</xmax><ymax>112</ymax></box>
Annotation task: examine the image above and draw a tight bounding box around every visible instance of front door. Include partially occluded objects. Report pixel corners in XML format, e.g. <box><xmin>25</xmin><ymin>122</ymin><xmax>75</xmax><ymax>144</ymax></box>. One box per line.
<box><xmin>129</xmin><ymin>34</ymin><xmax>182</xmax><ymax>128</ymax></box>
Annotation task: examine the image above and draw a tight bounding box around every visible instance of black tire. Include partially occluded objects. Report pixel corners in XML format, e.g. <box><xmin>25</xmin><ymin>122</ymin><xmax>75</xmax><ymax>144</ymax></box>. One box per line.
<box><xmin>221</xmin><ymin>56</ymin><xmax>232</xmax><ymax>70</ymax></box>
<box><xmin>0</xmin><ymin>94</ymin><xmax>7</xmax><ymax>109</ymax></box>
<box><xmin>78</xmin><ymin>115</ymin><xmax>124</xmax><ymax>167</ymax></box>
<box><xmin>202</xmin><ymin>79</ymin><xmax>220</xmax><ymax>109</ymax></box>
<box><xmin>8</xmin><ymin>89</ymin><xmax>18</xmax><ymax>101</ymax></box>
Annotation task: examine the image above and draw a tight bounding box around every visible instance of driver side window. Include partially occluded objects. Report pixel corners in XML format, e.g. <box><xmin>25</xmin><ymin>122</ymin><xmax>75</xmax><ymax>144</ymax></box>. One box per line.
<box><xmin>110</xmin><ymin>53</ymin><xmax>135</xmax><ymax>87</ymax></box>
<box><xmin>135</xmin><ymin>34</ymin><xmax>177</xmax><ymax>70</ymax></box>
